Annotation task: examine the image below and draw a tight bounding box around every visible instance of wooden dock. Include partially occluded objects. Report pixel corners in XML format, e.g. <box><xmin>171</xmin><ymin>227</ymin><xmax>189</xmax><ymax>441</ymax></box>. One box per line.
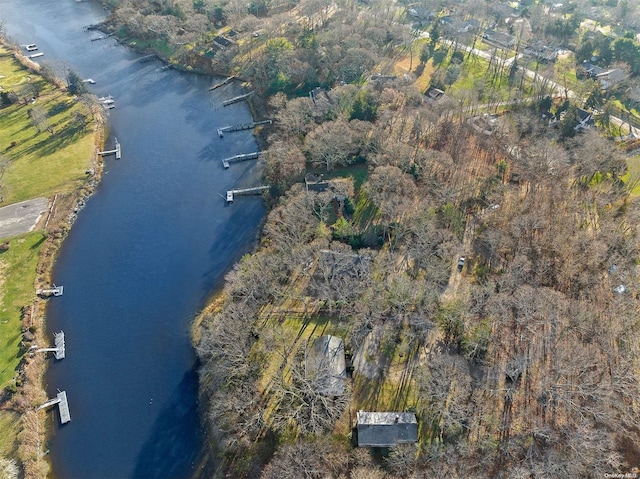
<box><xmin>28</xmin><ymin>52</ymin><xmax>44</xmax><ymax>59</ymax></box>
<box><xmin>225</xmin><ymin>185</ymin><xmax>270</xmax><ymax>203</ymax></box>
<box><xmin>37</xmin><ymin>285</ymin><xmax>63</xmax><ymax>297</ymax></box>
<box><xmin>91</xmin><ymin>34</ymin><xmax>112</xmax><ymax>41</ymax></box>
<box><xmin>98</xmin><ymin>137</ymin><xmax>121</xmax><ymax>159</ymax></box>
<box><xmin>217</xmin><ymin>120</ymin><xmax>272</xmax><ymax>137</ymax></box>
<box><xmin>35</xmin><ymin>331</ymin><xmax>66</xmax><ymax>360</ymax></box>
<box><xmin>223</xmin><ymin>91</ymin><xmax>255</xmax><ymax>107</ymax></box>
<box><xmin>139</xmin><ymin>54</ymin><xmax>157</xmax><ymax>63</ymax></box>
<box><xmin>209</xmin><ymin>75</ymin><xmax>236</xmax><ymax>91</ymax></box>
<box><xmin>221</xmin><ymin>152</ymin><xmax>260</xmax><ymax>169</ymax></box>
<box><xmin>38</xmin><ymin>390</ymin><xmax>71</xmax><ymax>424</ymax></box>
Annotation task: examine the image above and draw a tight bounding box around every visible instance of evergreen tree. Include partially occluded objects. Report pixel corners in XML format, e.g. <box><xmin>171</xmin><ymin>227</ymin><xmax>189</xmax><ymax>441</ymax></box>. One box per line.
<box><xmin>66</xmin><ymin>70</ymin><xmax>88</xmax><ymax>95</ymax></box>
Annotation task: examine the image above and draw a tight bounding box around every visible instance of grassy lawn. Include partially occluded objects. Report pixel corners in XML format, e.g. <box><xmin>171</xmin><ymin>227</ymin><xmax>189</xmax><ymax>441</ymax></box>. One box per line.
<box><xmin>448</xmin><ymin>55</ymin><xmax>512</xmax><ymax>101</ymax></box>
<box><xmin>0</xmin><ymin>232</ymin><xmax>45</xmax><ymax>389</ymax></box>
<box><xmin>0</xmin><ymin>47</ymin><xmax>97</xmax><ymax>204</ymax></box>
<box><xmin>554</xmin><ymin>52</ymin><xmax>579</xmax><ymax>93</ymax></box>
<box><xmin>623</xmin><ymin>155</ymin><xmax>640</xmax><ymax>196</ymax></box>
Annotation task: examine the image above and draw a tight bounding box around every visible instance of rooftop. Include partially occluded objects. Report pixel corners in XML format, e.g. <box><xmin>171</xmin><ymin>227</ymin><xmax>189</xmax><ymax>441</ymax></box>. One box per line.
<box><xmin>356</xmin><ymin>411</ymin><xmax>418</xmax><ymax>447</ymax></box>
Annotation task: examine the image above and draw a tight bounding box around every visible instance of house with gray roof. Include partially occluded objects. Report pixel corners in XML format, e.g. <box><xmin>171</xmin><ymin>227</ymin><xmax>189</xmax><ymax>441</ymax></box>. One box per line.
<box><xmin>482</xmin><ymin>29</ymin><xmax>515</xmax><ymax>49</ymax></box>
<box><xmin>356</xmin><ymin>411</ymin><xmax>418</xmax><ymax>447</ymax></box>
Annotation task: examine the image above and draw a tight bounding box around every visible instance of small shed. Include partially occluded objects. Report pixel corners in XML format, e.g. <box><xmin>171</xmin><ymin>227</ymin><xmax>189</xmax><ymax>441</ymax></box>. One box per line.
<box><xmin>356</xmin><ymin>411</ymin><xmax>418</xmax><ymax>447</ymax></box>
<box><xmin>306</xmin><ymin>335</ymin><xmax>347</xmax><ymax>396</ymax></box>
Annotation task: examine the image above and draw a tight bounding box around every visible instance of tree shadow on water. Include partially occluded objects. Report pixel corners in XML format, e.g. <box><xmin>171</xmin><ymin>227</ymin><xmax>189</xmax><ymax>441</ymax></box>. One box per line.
<box><xmin>132</xmin><ymin>367</ymin><xmax>215</xmax><ymax>479</ymax></box>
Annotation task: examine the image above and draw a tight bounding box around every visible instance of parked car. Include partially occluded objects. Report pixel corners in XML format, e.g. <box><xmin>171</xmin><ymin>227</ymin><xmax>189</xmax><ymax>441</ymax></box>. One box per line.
<box><xmin>457</xmin><ymin>256</ymin><xmax>465</xmax><ymax>272</ymax></box>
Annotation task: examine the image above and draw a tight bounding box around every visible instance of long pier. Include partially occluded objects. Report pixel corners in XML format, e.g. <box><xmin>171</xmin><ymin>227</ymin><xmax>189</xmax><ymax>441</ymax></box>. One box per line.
<box><xmin>37</xmin><ymin>285</ymin><xmax>63</xmax><ymax>297</ymax></box>
<box><xmin>35</xmin><ymin>331</ymin><xmax>66</xmax><ymax>360</ymax></box>
<box><xmin>226</xmin><ymin>185</ymin><xmax>270</xmax><ymax>203</ymax></box>
<box><xmin>139</xmin><ymin>54</ymin><xmax>157</xmax><ymax>63</ymax></box>
<box><xmin>98</xmin><ymin>137</ymin><xmax>121</xmax><ymax>159</ymax></box>
<box><xmin>217</xmin><ymin>120</ymin><xmax>272</xmax><ymax>138</ymax></box>
<box><xmin>223</xmin><ymin>91</ymin><xmax>255</xmax><ymax>107</ymax></box>
<box><xmin>38</xmin><ymin>390</ymin><xmax>71</xmax><ymax>424</ymax></box>
<box><xmin>221</xmin><ymin>152</ymin><xmax>260</xmax><ymax>169</ymax></box>
<box><xmin>91</xmin><ymin>34</ymin><xmax>112</xmax><ymax>42</ymax></box>
<box><xmin>209</xmin><ymin>75</ymin><xmax>236</xmax><ymax>91</ymax></box>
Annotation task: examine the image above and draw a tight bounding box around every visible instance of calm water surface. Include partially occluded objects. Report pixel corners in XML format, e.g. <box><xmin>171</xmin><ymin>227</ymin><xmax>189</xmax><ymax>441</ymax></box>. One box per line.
<box><xmin>0</xmin><ymin>2</ymin><xmax>265</xmax><ymax>477</ymax></box>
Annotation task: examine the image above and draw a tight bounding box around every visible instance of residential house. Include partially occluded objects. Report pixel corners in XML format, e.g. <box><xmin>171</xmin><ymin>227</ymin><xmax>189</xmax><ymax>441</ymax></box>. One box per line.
<box><xmin>440</xmin><ymin>16</ymin><xmax>479</xmax><ymax>34</ymax></box>
<box><xmin>425</xmin><ymin>86</ymin><xmax>445</xmax><ymax>101</ymax></box>
<box><xmin>305</xmin><ymin>173</ymin><xmax>329</xmax><ymax>192</ymax></box>
<box><xmin>407</xmin><ymin>7</ymin><xmax>435</xmax><ymax>21</ymax></box>
<box><xmin>356</xmin><ymin>411</ymin><xmax>419</xmax><ymax>447</ymax></box>
<box><xmin>524</xmin><ymin>42</ymin><xmax>557</xmax><ymax>62</ymax></box>
<box><xmin>306</xmin><ymin>335</ymin><xmax>347</xmax><ymax>396</ymax></box>
<box><xmin>213</xmin><ymin>36</ymin><xmax>233</xmax><ymax>50</ymax></box>
<box><xmin>482</xmin><ymin>29</ymin><xmax>515</xmax><ymax>49</ymax></box>
<box><xmin>594</xmin><ymin>68</ymin><xmax>627</xmax><ymax>90</ymax></box>
<box><xmin>575</xmin><ymin>107</ymin><xmax>595</xmax><ymax>131</ymax></box>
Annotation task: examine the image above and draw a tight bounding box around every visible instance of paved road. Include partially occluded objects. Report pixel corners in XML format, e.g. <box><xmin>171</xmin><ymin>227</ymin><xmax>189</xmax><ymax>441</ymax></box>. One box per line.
<box><xmin>0</xmin><ymin>197</ymin><xmax>49</xmax><ymax>239</ymax></box>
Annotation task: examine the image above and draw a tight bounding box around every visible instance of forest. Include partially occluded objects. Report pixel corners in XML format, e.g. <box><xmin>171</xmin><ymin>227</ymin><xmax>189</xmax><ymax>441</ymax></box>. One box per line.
<box><xmin>100</xmin><ymin>0</ymin><xmax>640</xmax><ymax>477</ymax></box>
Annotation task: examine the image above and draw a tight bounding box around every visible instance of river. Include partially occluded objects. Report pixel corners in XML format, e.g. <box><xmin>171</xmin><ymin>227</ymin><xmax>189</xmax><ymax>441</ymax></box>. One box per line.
<box><xmin>0</xmin><ymin>2</ymin><xmax>266</xmax><ymax>477</ymax></box>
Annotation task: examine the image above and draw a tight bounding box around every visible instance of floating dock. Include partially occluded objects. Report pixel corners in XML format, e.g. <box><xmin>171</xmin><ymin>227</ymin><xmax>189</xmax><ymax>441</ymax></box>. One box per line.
<box><xmin>98</xmin><ymin>137</ymin><xmax>121</xmax><ymax>159</ymax></box>
<box><xmin>209</xmin><ymin>75</ymin><xmax>236</xmax><ymax>91</ymax></box>
<box><xmin>36</xmin><ymin>285</ymin><xmax>63</xmax><ymax>297</ymax></box>
<box><xmin>28</xmin><ymin>52</ymin><xmax>44</xmax><ymax>59</ymax></box>
<box><xmin>35</xmin><ymin>331</ymin><xmax>66</xmax><ymax>360</ymax></box>
<box><xmin>25</xmin><ymin>44</ymin><xmax>38</xmax><ymax>52</ymax></box>
<box><xmin>222</xmin><ymin>152</ymin><xmax>260</xmax><ymax>169</ymax></box>
<box><xmin>98</xmin><ymin>95</ymin><xmax>114</xmax><ymax>105</ymax></box>
<box><xmin>38</xmin><ymin>390</ymin><xmax>71</xmax><ymax>424</ymax></box>
<box><xmin>91</xmin><ymin>34</ymin><xmax>111</xmax><ymax>41</ymax></box>
<box><xmin>217</xmin><ymin>120</ymin><xmax>272</xmax><ymax>137</ymax></box>
<box><xmin>222</xmin><ymin>91</ymin><xmax>255</xmax><ymax>107</ymax></box>
<box><xmin>225</xmin><ymin>185</ymin><xmax>270</xmax><ymax>203</ymax></box>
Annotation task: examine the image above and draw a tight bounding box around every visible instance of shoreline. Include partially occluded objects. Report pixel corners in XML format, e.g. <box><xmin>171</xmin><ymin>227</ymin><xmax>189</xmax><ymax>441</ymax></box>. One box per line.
<box><xmin>0</xmin><ymin>37</ymin><xmax>107</xmax><ymax>478</ymax></box>
<box><xmin>3</xmin><ymin>14</ymin><xmax>266</xmax><ymax>475</ymax></box>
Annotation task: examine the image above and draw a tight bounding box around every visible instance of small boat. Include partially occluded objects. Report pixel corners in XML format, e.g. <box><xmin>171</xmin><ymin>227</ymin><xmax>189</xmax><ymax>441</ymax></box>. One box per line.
<box><xmin>82</xmin><ymin>78</ymin><xmax>96</xmax><ymax>84</ymax></box>
<box><xmin>25</xmin><ymin>44</ymin><xmax>38</xmax><ymax>52</ymax></box>
<box><xmin>98</xmin><ymin>95</ymin><xmax>114</xmax><ymax>104</ymax></box>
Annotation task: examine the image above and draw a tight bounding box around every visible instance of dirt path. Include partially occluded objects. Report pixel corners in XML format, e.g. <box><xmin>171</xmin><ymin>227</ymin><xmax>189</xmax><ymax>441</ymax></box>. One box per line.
<box><xmin>440</xmin><ymin>216</ymin><xmax>476</xmax><ymax>303</ymax></box>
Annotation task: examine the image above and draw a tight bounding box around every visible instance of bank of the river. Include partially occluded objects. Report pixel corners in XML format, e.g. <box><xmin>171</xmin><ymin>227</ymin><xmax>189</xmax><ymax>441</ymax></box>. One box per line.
<box><xmin>0</xmin><ymin>38</ymin><xmax>106</xmax><ymax>478</ymax></box>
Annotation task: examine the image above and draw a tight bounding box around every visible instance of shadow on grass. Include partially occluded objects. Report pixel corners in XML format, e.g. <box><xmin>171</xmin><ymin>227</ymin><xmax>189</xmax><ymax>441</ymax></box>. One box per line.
<box><xmin>30</xmin><ymin>234</ymin><xmax>46</xmax><ymax>249</ymax></box>
<box><xmin>17</xmin><ymin>123</ymin><xmax>89</xmax><ymax>158</ymax></box>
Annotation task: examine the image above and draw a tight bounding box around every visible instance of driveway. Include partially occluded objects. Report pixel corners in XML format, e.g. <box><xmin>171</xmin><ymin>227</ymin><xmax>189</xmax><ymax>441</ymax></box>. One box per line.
<box><xmin>0</xmin><ymin>197</ymin><xmax>49</xmax><ymax>239</ymax></box>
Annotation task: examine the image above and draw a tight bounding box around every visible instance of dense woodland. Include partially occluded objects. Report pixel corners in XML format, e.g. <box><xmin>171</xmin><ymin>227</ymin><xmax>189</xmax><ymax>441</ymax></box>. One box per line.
<box><xmin>99</xmin><ymin>0</ymin><xmax>640</xmax><ymax>477</ymax></box>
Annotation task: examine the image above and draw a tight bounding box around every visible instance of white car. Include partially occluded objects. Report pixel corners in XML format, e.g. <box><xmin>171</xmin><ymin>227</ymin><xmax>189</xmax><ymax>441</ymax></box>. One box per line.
<box><xmin>457</xmin><ymin>256</ymin><xmax>465</xmax><ymax>272</ymax></box>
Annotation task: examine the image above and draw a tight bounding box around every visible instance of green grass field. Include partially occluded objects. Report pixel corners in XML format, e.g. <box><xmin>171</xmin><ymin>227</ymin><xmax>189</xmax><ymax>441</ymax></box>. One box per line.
<box><xmin>0</xmin><ymin>47</ymin><xmax>96</xmax><ymax>204</ymax></box>
<box><xmin>0</xmin><ymin>46</ymin><xmax>98</xmax><ymax>394</ymax></box>
<box><xmin>0</xmin><ymin>232</ymin><xmax>46</xmax><ymax>389</ymax></box>
<box><xmin>623</xmin><ymin>155</ymin><xmax>640</xmax><ymax>196</ymax></box>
